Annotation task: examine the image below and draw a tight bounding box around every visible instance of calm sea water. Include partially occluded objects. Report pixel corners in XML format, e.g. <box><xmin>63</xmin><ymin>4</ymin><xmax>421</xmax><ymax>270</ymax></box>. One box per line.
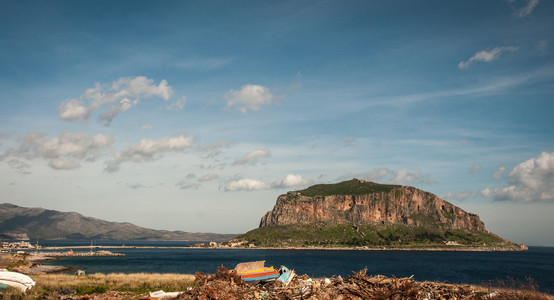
<box><xmin>40</xmin><ymin>240</ymin><xmax>554</xmax><ymax>294</ymax></box>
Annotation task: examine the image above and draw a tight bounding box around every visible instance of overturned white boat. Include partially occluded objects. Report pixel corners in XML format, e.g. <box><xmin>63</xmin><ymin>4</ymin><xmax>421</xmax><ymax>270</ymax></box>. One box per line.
<box><xmin>0</xmin><ymin>269</ymin><xmax>35</xmax><ymax>292</ymax></box>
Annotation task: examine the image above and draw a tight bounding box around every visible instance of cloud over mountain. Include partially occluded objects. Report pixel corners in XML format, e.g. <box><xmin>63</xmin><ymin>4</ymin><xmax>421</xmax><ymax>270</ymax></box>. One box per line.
<box><xmin>0</xmin><ymin>131</ymin><xmax>114</xmax><ymax>170</ymax></box>
<box><xmin>225</xmin><ymin>178</ymin><xmax>270</xmax><ymax>191</ymax></box>
<box><xmin>338</xmin><ymin>168</ymin><xmax>436</xmax><ymax>185</ymax></box>
<box><xmin>271</xmin><ymin>174</ymin><xmax>312</xmax><ymax>189</ymax></box>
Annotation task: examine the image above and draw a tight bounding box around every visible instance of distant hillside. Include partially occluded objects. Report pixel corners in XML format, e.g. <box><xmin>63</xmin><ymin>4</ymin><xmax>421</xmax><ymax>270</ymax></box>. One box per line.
<box><xmin>0</xmin><ymin>203</ymin><xmax>236</xmax><ymax>241</ymax></box>
<box><xmin>232</xmin><ymin>179</ymin><xmax>525</xmax><ymax>250</ymax></box>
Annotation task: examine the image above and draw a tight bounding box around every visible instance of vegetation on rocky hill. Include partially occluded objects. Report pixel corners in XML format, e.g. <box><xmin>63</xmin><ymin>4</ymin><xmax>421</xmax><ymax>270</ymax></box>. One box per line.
<box><xmin>295</xmin><ymin>179</ymin><xmax>399</xmax><ymax>197</ymax></box>
<box><xmin>236</xmin><ymin>223</ymin><xmax>520</xmax><ymax>250</ymax></box>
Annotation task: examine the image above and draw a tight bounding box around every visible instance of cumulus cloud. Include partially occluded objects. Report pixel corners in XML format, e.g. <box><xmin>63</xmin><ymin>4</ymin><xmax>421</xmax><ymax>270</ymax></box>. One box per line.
<box><xmin>233</xmin><ymin>148</ymin><xmax>270</xmax><ymax>165</ymax></box>
<box><xmin>439</xmin><ymin>191</ymin><xmax>476</xmax><ymax>202</ymax></box>
<box><xmin>198</xmin><ymin>173</ymin><xmax>219</xmax><ymax>182</ymax></box>
<box><xmin>225</xmin><ymin>178</ymin><xmax>270</xmax><ymax>191</ymax></box>
<box><xmin>58</xmin><ymin>76</ymin><xmax>173</xmax><ymax>125</ymax></box>
<box><xmin>57</xmin><ymin>99</ymin><xmax>89</xmax><ymax>121</ymax></box>
<box><xmin>225</xmin><ymin>84</ymin><xmax>274</xmax><ymax>113</ymax></box>
<box><xmin>167</xmin><ymin>96</ymin><xmax>187</xmax><ymax>111</ymax></box>
<box><xmin>97</xmin><ymin>98</ymin><xmax>139</xmax><ymax>125</ymax></box>
<box><xmin>338</xmin><ymin>168</ymin><xmax>437</xmax><ymax>185</ymax></box>
<box><xmin>271</xmin><ymin>174</ymin><xmax>312</xmax><ymax>189</ymax></box>
<box><xmin>176</xmin><ymin>180</ymin><xmax>200</xmax><ymax>190</ymax></box>
<box><xmin>105</xmin><ymin>134</ymin><xmax>193</xmax><ymax>172</ymax></box>
<box><xmin>197</xmin><ymin>141</ymin><xmax>235</xmax><ymax>159</ymax></box>
<box><xmin>514</xmin><ymin>0</ymin><xmax>539</xmax><ymax>17</ymax></box>
<box><xmin>481</xmin><ymin>152</ymin><xmax>554</xmax><ymax>203</ymax></box>
<box><xmin>48</xmin><ymin>159</ymin><xmax>81</xmax><ymax>170</ymax></box>
<box><xmin>175</xmin><ymin>173</ymin><xmax>218</xmax><ymax>190</ymax></box>
<box><xmin>1</xmin><ymin>131</ymin><xmax>114</xmax><ymax>171</ymax></box>
<box><xmin>470</xmin><ymin>164</ymin><xmax>480</xmax><ymax>174</ymax></box>
<box><xmin>458</xmin><ymin>46</ymin><xmax>518</xmax><ymax>69</ymax></box>
<box><xmin>493</xmin><ymin>166</ymin><xmax>506</xmax><ymax>179</ymax></box>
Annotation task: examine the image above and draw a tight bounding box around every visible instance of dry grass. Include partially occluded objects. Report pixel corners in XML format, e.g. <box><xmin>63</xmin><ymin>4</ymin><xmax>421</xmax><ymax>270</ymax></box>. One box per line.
<box><xmin>32</xmin><ymin>272</ymin><xmax>195</xmax><ymax>294</ymax></box>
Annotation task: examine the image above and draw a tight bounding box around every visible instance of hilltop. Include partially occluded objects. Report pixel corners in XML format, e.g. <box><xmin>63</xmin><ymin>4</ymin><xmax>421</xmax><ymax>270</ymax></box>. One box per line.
<box><xmin>0</xmin><ymin>203</ymin><xmax>236</xmax><ymax>241</ymax></box>
<box><xmin>232</xmin><ymin>179</ymin><xmax>524</xmax><ymax>250</ymax></box>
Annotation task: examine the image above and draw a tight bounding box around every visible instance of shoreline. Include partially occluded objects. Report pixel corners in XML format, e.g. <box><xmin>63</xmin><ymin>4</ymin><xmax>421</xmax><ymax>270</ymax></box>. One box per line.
<box><xmin>9</xmin><ymin>244</ymin><xmax>525</xmax><ymax>276</ymax></box>
<box><xmin>33</xmin><ymin>244</ymin><xmax>527</xmax><ymax>252</ymax></box>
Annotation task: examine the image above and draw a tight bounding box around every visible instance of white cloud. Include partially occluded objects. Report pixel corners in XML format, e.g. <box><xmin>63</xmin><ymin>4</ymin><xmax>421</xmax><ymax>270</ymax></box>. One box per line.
<box><xmin>176</xmin><ymin>180</ymin><xmax>200</xmax><ymax>190</ymax></box>
<box><xmin>271</xmin><ymin>174</ymin><xmax>313</xmax><ymax>189</ymax></box>
<box><xmin>391</xmin><ymin>169</ymin><xmax>436</xmax><ymax>184</ymax></box>
<box><xmin>470</xmin><ymin>164</ymin><xmax>481</xmax><ymax>174</ymax></box>
<box><xmin>198</xmin><ymin>173</ymin><xmax>219</xmax><ymax>182</ymax></box>
<box><xmin>57</xmin><ymin>99</ymin><xmax>89</xmax><ymax>121</ymax></box>
<box><xmin>58</xmin><ymin>76</ymin><xmax>173</xmax><ymax>124</ymax></box>
<box><xmin>48</xmin><ymin>159</ymin><xmax>81</xmax><ymax>170</ymax></box>
<box><xmin>225</xmin><ymin>84</ymin><xmax>274</xmax><ymax>113</ymax></box>
<box><xmin>167</xmin><ymin>96</ymin><xmax>186</xmax><ymax>111</ymax></box>
<box><xmin>225</xmin><ymin>178</ymin><xmax>270</xmax><ymax>191</ymax></box>
<box><xmin>338</xmin><ymin>168</ymin><xmax>437</xmax><ymax>185</ymax></box>
<box><xmin>493</xmin><ymin>166</ymin><xmax>506</xmax><ymax>179</ymax></box>
<box><xmin>440</xmin><ymin>191</ymin><xmax>475</xmax><ymax>202</ymax></box>
<box><xmin>514</xmin><ymin>0</ymin><xmax>539</xmax><ymax>17</ymax></box>
<box><xmin>141</xmin><ymin>125</ymin><xmax>153</xmax><ymax>130</ymax></box>
<box><xmin>105</xmin><ymin>134</ymin><xmax>193</xmax><ymax>172</ymax></box>
<box><xmin>98</xmin><ymin>98</ymin><xmax>139</xmax><ymax>125</ymax></box>
<box><xmin>481</xmin><ymin>152</ymin><xmax>554</xmax><ymax>203</ymax></box>
<box><xmin>197</xmin><ymin>141</ymin><xmax>235</xmax><ymax>159</ymax></box>
<box><xmin>233</xmin><ymin>148</ymin><xmax>270</xmax><ymax>165</ymax></box>
<box><xmin>458</xmin><ymin>46</ymin><xmax>518</xmax><ymax>69</ymax></box>
<box><xmin>1</xmin><ymin>131</ymin><xmax>114</xmax><ymax>171</ymax></box>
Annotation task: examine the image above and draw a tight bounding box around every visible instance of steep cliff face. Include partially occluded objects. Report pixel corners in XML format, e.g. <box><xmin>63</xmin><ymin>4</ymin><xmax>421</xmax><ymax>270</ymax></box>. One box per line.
<box><xmin>260</xmin><ymin>179</ymin><xmax>485</xmax><ymax>232</ymax></box>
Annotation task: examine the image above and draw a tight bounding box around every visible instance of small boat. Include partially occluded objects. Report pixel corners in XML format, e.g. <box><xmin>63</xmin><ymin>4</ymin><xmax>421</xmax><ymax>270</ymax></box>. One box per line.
<box><xmin>0</xmin><ymin>269</ymin><xmax>35</xmax><ymax>292</ymax></box>
<box><xmin>234</xmin><ymin>261</ymin><xmax>280</xmax><ymax>282</ymax></box>
<box><xmin>276</xmin><ymin>265</ymin><xmax>295</xmax><ymax>286</ymax></box>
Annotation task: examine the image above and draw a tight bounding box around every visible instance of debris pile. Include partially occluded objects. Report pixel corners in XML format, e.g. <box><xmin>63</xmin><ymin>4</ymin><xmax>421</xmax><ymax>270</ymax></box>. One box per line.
<box><xmin>181</xmin><ymin>266</ymin><xmax>247</xmax><ymax>299</ymax></box>
<box><xmin>177</xmin><ymin>267</ymin><xmax>487</xmax><ymax>300</ymax></box>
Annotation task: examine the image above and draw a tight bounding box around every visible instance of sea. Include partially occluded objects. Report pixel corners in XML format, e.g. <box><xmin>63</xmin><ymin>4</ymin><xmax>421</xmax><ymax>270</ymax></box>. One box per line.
<box><xmin>37</xmin><ymin>240</ymin><xmax>554</xmax><ymax>294</ymax></box>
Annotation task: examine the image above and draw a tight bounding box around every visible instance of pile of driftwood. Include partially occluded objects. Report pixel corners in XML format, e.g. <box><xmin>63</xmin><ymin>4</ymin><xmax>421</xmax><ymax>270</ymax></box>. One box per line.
<box><xmin>178</xmin><ymin>266</ymin><xmax>488</xmax><ymax>300</ymax></box>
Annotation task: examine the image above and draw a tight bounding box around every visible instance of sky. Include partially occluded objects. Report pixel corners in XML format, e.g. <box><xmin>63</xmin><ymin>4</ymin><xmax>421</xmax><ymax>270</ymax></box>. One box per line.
<box><xmin>1</xmin><ymin>0</ymin><xmax>553</xmax><ymax>246</ymax></box>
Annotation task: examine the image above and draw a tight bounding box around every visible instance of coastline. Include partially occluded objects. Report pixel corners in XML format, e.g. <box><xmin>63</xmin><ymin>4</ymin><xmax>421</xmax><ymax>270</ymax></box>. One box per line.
<box><xmin>5</xmin><ymin>244</ymin><xmax>525</xmax><ymax>277</ymax></box>
<box><xmin>32</xmin><ymin>244</ymin><xmax>527</xmax><ymax>252</ymax></box>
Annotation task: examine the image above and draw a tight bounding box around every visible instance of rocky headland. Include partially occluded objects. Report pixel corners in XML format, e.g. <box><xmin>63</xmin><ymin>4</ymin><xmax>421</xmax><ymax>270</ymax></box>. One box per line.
<box><xmin>232</xmin><ymin>179</ymin><xmax>525</xmax><ymax>250</ymax></box>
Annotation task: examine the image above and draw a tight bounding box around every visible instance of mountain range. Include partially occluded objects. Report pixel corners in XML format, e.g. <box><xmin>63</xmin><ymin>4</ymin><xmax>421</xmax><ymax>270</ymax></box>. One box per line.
<box><xmin>0</xmin><ymin>203</ymin><xmax>236</xmax><ymax>241</ymax></box>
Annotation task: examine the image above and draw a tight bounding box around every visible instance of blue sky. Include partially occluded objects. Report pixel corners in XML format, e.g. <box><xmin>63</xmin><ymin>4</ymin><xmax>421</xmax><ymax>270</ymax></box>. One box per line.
<box><xmin>1</xmin><ymin>0</ymin><xmax>553</xmax><ymax>246</ymax></box>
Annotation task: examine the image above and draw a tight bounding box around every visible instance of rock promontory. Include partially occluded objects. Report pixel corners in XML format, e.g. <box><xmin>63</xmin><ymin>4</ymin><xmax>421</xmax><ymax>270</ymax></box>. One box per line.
<box><xmin>260</xmin><ymin>179</ymin><xmax>484</xmax><ymax>232</ymax></box>
<box><xmin>233</xmin><ymin>179</ymin><xmax>523</xmax><ymax>250</ymax></box>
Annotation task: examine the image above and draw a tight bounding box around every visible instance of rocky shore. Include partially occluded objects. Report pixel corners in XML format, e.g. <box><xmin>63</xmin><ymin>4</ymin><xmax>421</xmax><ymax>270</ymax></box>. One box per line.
<box><xmin>9</xmin><ymin>253</ymin><xmax>75</xmax><ymax>274</ymax></box>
